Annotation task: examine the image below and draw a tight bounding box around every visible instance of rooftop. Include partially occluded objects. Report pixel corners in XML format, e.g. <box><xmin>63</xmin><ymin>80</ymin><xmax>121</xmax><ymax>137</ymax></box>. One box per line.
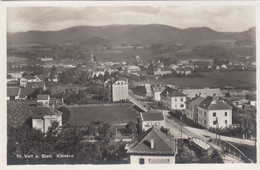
<box><xmin>198</xmin><ymin>96</ymin><xmax>232</xmax><ymax>110</ymax></box>
<box><xmin>32</xmin><ymin>107</ymin><xmax>62</xmax><ymax>119</ymax></box>
<box><xmin>127</xmin><ymin>127</ymin><xmax>176</xmax><ymax>155</ymax></box>
<box><xmin>37</xmin><ymin>94</ymin><xmax>50</xmax><ymax>100</ymax></box>
<box><xmin>160</xmin><ymin>87</ymin><xmax>186</xmax><ymax>97</ymax></box>
<box><xmin>182</xmin><ymin>88</ymin><xmax>223</xmax><ymax>98</ymax></box>
<box><xmin>141</xmin><ymin>112</ymin><xmax>164</xmax><ymax>121</ymax></box>
<box><xmin>7</xmin><ymin>87</ymin><xmax>20</xmax><ymax>97</ymax></box>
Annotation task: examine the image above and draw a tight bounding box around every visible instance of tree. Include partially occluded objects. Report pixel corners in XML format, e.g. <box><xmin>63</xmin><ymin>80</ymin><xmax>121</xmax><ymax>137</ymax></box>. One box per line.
<box><xmin>46</xmin><ymin>121</ymin><xmax>60</xmax><ymax>139</ymax></box>
<box><xmin>126</xmin><ymin>121</ymin><xmax>137</xmax><ymax>134</ymax></box>
<box><xmin>57</xmin><ymin>107</ymin><xmax>71</xmax><ymax>125</ymax></box>
<box><xmin>49</xmin><ymin>65</ymin><xmax>57</xmax><ymax>80</ymax></box>
<box><xmin>177</xmin><ymin>144</ymin><xmax>197</xmax><ymax>163</ymax></box>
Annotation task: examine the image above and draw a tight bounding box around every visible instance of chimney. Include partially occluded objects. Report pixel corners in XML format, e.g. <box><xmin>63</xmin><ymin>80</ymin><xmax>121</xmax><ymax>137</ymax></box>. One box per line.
<box><xmin>151</xmin><ymin>137</ymin><xmax>154</xmax><ymax>149</ymax></box>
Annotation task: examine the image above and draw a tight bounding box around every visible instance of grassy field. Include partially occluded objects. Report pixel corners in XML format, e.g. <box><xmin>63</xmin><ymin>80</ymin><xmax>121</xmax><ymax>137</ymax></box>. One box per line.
<box><xmin>135</xmin><ymin>71</ymin><xmax>256</xmax><ymax>89</ymax></box>
<box><xmin>69</xmin><ymin>105</ymin><xmax>139</xmax><ymax>126</ymax></box>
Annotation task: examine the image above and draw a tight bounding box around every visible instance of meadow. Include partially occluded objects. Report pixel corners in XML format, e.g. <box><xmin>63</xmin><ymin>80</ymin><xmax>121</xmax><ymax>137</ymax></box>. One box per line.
<box><xmin>135</xmin><ymin>71</ymin><xmax>256</xmax><ymax>89</ymax></box>
<box><xmin>69</xmin><ymin>105</ymin><xmax>139</xmax><ymax>126</ymax></box>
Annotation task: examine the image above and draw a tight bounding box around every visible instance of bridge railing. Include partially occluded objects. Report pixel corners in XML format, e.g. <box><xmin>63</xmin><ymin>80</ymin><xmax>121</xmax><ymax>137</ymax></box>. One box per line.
<box><xmin>211</xmin><ymin>138</ymin><xmax>253</xmax><ymax>163</ymax></box>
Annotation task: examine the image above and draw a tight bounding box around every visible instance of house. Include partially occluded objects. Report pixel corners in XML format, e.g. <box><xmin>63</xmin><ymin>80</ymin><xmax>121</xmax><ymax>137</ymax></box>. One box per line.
<box><xmin>169</xmin><ymin>64</ymin><xmax>179</xmax><ymax>71</ymax></box>
<box><xmin>126</xmin><ymin>65</ymin><xmax>141</xmax><ymax>75</ymax></box>
<box><xmin>184</xmin><ymin>96</ymin><xmax>205</xmax><ymax>123</ymax></box>
<box><xmin>140</xmin><ymin>111</ymin><xmax>165</xmax><ymax>131</ymax></box>
<box><xmin>26</xmin><ymin>81</ymin><xmax>46</xmax><ymax>91</ymax></box>
<box><xmin>197</xmin><ymin>97</ymin><xmax>232</xmax><ymax>129</ymax></box>
<box><xmin>40</xmin><ymin>57</ymin><xmax>53</xmax><ymax>62</ymax></box>
<box><xmin>181</xmin><ymin>88</ymin><xmax>223</xmax><ymax>98</ymax></box>
<box><xmin>154</xmin><ymin>68</ymin><xmax>171</xmax><ymax>76</ymax></box>
<box><xmin>105</xmin><ymin>78</ymin><xmax>128</xmax><ymax>102</ymax></box>
<box><xmin>176</xmin><ymin>68</ymin><xmax>192</xmax><ymax>75</ymax></box>
<box><xmin>160</xmin><ymin>87</ymin><xmax>186</xmax><ymax>110</ymax></box>
<box><xmin>7</xmin><ymin>87</ymin><xmax>21</xmax><ymax>100</ymax></box>
<box><xmin>91</xmin><ymin>69</ymin><xmax>105</xmax><ymax>78</ymax></box>
<box><xmin>126</xmin><ymin>127</ymin><xmax>176</xmax><ymax>164</ymax></box>
<box><xmin>37</xmin><ymin>94</ymin><xmax>50</xmax><ymax>107</ymax></box>
<box><xmin>152</xmin><ymin>84</ymin><xmax>165</xmax><ymax>102</ymax></box>
<box><xmin>246</xmin><ymin>94</ymin><xmax>256</xmax><ymax>107</ymax></box>
<box><xmin>32</xmin><ymin>107</ymin><xmax>62</xmax><ymax>134</ymax></box>
<box><xmin>20</xmin><ymin>75</ymin><xmax>42</xmax><ymax>87</ymax></box>
<box><xmin>18</xmin><ymin>88</ymin><xmax>37</xmax><ymax>100</ymax></box>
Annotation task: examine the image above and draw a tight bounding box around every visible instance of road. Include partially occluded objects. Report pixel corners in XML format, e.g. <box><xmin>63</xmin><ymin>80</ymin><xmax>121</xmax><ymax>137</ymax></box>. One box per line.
<box><xmin>164</xmin><ymin>114</ymin><xmax>255</xmax><ymax>146</ymax></box>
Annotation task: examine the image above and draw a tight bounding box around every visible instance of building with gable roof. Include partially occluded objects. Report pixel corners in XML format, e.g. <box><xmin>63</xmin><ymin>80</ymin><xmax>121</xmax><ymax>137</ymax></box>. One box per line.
<box><xmin>20</xmin><ymin>75</ymin><xmax>42</xmax><ymax>87</ymax></box>
<box><xmin>184</xmin><ymin>96</ymin><xmax>205</xmax><ymax>123</ymax></box>
<box><xmin>7</xmin><ymin>87</ymin><xmax>21</xmax><ymax>100</ymax></box>
<box><xmin>152</xmin><ymin>84</ymin><xmax>165</xmax><ymax>102</ymax></box>
<box><xmin>126</xmin><ymin>127</ymin><xmax>176</xmax><ymax>164</ymax></box>
<box><xmin>32</xmin><ymin>107</ymin><xmax>62</xmax><ymax>134</ymax></box>
<box><xmin>37</xmin><ymin>94</ymin><xmax>50</xmax><ymax>107</ymax></box>
<box><xmin>140</xmin><ymin>111</ymin><xmax>165</xmax><ymax>131</ymax></box>
<box><xmin>160</xmin><ymin>87</ymin><xmax>186</xmax><ymax>110</ymax></box>
<box><xmin>197</xmin><ymin>96</ymin><xmax>232</xmax><ymax>129</ymax></box>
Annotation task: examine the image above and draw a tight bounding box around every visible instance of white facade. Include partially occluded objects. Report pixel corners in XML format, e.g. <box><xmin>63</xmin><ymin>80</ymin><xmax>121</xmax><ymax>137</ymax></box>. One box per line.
<box><xmin>32</xmin><ymin>114</ymin><xmax>62</xmax><ymax>134</ymax></box>
<box><xmin>129</xmin><ymin>155</ymin><xmax>175</xmax><ymax>164</ymax></box>
<box><xmin>154</xmin><ymin>91</ymin><xmax>162</xmax><ymax>101</ymax></box>
<box><xmin>20</xmin><ymin>76</ymin><xmax>42</xmax><ymax>87</ymax></box>
<box><xmin>154</xmin><ymin>68</ymin><xmax>171</xmax><ymax>76</ymax></box>
<box><xmin>197</xmin><ymin>107</ymin><xmax>232</xmax><ymax>129</ymax></box>
<box><xmin>112</xmin><ymin>79</ymin><xmax>128</xmax><ymax>102</ymax></box>
<box><xmin>161</xmin><ymin>95</ymin><xmax>186</xmax><ymax>110</ymax></box>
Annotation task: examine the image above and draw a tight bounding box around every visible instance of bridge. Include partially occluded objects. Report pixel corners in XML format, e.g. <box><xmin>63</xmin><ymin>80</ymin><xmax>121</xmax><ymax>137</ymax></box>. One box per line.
<box><xmin>188</xmin><ymin>137</ymin><xmax>253</xmax><ymax>163</ymax></box>
<box><xmin>127</xmin><ymin>90</ymin><xmax>149</xmax><ymax>112</ymax></box>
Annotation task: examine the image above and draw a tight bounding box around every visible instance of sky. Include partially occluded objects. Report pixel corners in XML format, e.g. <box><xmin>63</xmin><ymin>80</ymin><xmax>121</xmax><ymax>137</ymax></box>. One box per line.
<box><xmin>7</xmin><ymin>6</ymin><xmax>256</xmax><ymax>33</ymax></box>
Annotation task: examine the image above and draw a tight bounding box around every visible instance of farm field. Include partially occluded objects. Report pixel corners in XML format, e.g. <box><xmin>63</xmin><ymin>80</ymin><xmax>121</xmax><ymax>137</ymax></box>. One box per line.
<box><xmin>135</xmin><ymin>71</ymin><xmax>256</xmax><ymax>89</ymax></box>
<box><xmin>69</xmin><ymin>105</ymin><xmax>139</xmax><ymax>126</ymax></box>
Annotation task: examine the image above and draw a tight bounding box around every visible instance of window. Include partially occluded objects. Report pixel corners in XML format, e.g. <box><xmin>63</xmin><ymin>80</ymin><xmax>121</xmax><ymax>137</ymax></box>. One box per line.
<box><xmin>225</xmin><ymin>112</ymin><xmax>227</xmax><ymax>116</ymax></box>
<box><xmin>180</xmin><ymin>104</ymin><xmax>184</xmax><ymax>108</ymax></box>
<box><xmin>139</xmin><ymin>158</ymin><xmax>145</xmax><ymax>164</ymax></box>
<box><xmin>181</xmin><ymin>98</ymin><xmax>183</xmax><ymax>101</ymax></box>
<box><xmin>213</xmin><ymin>112</ymin><xmax>216</xmax><ymax>117</ymax></box>
<box><xmin>204</xmin><ymin>112</ymin><xmax>206</xmax><ymax>116</ymax></box>
<box><xmin>204</xmin><ymin>120</ymin><xmax>206</xmax><ymax>124</ymax></box>
<box><xmin>175</xmin><ymin>99</ymin><xmax>177</xmax><ymax>102</ymax></box>
<box><xmin>225</xmin><ymin>120</ymin><xmax>227</xmax><ymax>124</ymax></box>
<box><xmin>213</xmin><ymin>121</ymin><xmax>217</xmax><ymax>125</ymax></box>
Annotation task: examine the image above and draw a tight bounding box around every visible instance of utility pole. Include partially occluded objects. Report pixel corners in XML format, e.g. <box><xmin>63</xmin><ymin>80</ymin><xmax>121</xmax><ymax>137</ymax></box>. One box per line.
<box><xmin>180</xmin><ymin>115</ymin><xmax>183</xmax><ymax>139</ymax></box>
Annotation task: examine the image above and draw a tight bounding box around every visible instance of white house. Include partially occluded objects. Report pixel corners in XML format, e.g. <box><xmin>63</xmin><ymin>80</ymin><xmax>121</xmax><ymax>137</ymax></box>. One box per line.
<box><xmin>154</xmin><ymin>68</ymin><xmax>171</xmax><ymax>76</ymax></box>
<box><xmin>37</xmin><ymin>94</ymin><xmax>50</xmax><ymax>107</ymax></box>
<box><xmin>32</xmin><ymin>107</ymin><xmax>62</xmax><ymax>134</ymax></box>
<box><xmin>20</xmin><ymin>75</ymin><xmax>42</xmax><ymax>87</ymax></box>
<box><xmin>126</xmin><ymin>65</ymin><xmax>141</xmax><ymax>75</ymax></box>
<box><xmin>140</xmin><ymin>112</ymin><xmax>165</xmax><ymax>131</ymax></box>
<box><xmin>197</xmin><ymin>97</ymin><xmax>232</xmax><ymax>129</ymax></box>
<box><xmin>152</xmin><ymin>84</ymin><xmax>165</xmax><ymax>102</ymax></box>
<box><xmin>160</xmin><ymin>87</ymin><xmax>186</xmax><ymax>110</ymax></box>
<box><xmin>126</xmin><ymin>127</ymin><xmax>176</xmax><ymax>164</ymax></box>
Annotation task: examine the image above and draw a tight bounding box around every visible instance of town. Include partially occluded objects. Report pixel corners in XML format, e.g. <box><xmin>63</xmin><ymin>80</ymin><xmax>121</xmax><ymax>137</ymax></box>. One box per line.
<box><xmin>7</xmin><ymin>40</ymin><xmax>256</xmax><ymax>164</ymax></box>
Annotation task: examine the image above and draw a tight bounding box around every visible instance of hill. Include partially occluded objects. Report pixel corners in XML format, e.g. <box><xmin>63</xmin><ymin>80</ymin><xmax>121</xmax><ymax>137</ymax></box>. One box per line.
<box><xmin>7</xmin><ymin>24</ymin><xmax>255</xmax><ymax>46</ymax></box>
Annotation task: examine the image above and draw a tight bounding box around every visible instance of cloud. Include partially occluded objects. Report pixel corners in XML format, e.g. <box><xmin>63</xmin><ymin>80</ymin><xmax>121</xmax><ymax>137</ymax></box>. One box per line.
<box><xmin>7</xmin><ymin>6</ymin><xmax>255</xmax><ymax>33</ymax></box>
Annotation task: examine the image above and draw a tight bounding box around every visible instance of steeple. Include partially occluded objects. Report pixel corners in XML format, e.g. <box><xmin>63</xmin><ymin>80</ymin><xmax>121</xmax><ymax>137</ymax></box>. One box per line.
<box><xmin>90</xmin><ymin>49</ymin><xmax>94</xmax><ymax>63</ymax></box>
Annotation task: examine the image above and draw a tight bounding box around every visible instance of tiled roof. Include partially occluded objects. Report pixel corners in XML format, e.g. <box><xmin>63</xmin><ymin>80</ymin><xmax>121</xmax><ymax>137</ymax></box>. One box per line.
<box><xmin>160</xmin><ymin>87</ymin><xmax>186</xmax><ymax>97</ymax></box>
<box><xmin>37</xmin><ymin>94</ymin><xmax>50</xmax><ymax>100</ymax></box>
<box><xmin>127</xmin><ymin>127</ymin><xmax>176</xmax><ymax>155</ymax></box>
<box><xmin>7</xmin><ymin>87</ymin><xmax>20</xmax><ymax>97</ymax></box>
<box><xmin>32</xmin><ymin>107</ymin><xmax>62</xmax><ymax>119</ymax></box>
<box><xmin>19</xmin><ymin>88</ymin><xmax>36</xmax><ymax>98</ymax></box>
<box><xmin>141</xmin><ymin>112</ymin><xmax>164</xmax><ymax>121</ymax></box>
<box><xmin>26</xmin><ymin>81</ymin><xmax>45</xmax><ymax>89</ymax></box>
<box><xmin>24</xmin><ymin>75</ymin><xmax>36</xmax><ymax>80</ymax></box>
<box><xmin>198</xmin><ymin>96</ymin><xmax>232</xmax><ymax>110</ymax></box>
<box><xmin>186</xmin><ymin>96</ymin><xmax>205</xmax><ymax>106</ymax></box>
